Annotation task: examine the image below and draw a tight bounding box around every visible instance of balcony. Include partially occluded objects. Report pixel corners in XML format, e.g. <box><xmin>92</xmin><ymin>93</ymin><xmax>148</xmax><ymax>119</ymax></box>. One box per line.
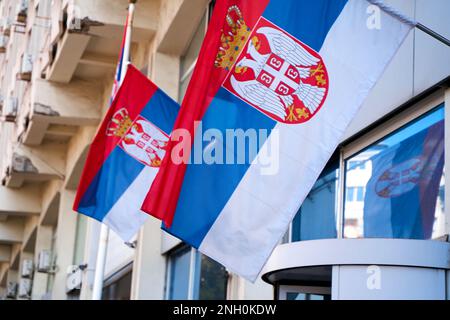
<box><xmin>17</xmin><ymin>78</ymin><xmax>101</xmax><ymax>147</ymax></box>
<box><xmin>1</xmin><ymin>140</ymin><xmax>66</xmax><ymax>188</ymax></box>
<box><xmin>44</xmin><ymin>0</ymin><xmax>158</xmax><ymax>83</ymax></box>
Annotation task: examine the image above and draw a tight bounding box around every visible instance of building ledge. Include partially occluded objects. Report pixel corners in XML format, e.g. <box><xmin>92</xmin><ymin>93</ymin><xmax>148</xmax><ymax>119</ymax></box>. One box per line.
<box><xmin>44</xmin><ymin>0</ymin><xmax>157</xmax><ymax>83</ymax></box>
<box><xmin>262</xmin><ymin>239</ymin><xmax>450</xmax><ymax>285</ymax></box>
<box><xmin>0</xmin><ymin>185</ymin><xmax>41</xmax><ymax>216</ymax></box>
<box><xmin>20</xmin><ymin>78</ymin><xmax>101</xmax><ymax>146</ymax></box>
<box><xmin>2</xmin><ymin>143</ymin><xmax>66</xmax><ymax>188</ymax></box>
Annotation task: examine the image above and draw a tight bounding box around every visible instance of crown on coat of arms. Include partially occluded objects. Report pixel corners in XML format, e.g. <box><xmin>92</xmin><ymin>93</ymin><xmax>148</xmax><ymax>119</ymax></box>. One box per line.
<box><xmin>214</xmin><ymin>6</ymin><xmax>251</xmax><ymax>70</ymax></box>
<box><xmin>106</xmin><ymin>108</ymin><xmax>133</xmax><ymax>137</ymax></box>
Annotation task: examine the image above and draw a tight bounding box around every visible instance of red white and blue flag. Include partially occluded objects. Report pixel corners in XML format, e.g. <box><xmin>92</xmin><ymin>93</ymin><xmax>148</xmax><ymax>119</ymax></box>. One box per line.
<box><xmin>364</xmin><ymin>119</ymin><xmax>444</xmax><ymax>239</ymax></box>
<box><xmin>142</xmin><ymin>0</ymin><xmax>413</xmax><ymax>281</ymax></box>
<box><xmin>74</xmin><ymin>65</ymin><xmax>179</xmax><ymax>241</ymax></box>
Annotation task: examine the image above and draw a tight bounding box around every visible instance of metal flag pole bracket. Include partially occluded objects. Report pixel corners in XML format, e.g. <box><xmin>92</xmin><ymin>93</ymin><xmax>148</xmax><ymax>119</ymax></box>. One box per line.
<box><xmin>367</xmin><ymin>0</ymin><xmax>450</xmax><ymax>47</ymax></box>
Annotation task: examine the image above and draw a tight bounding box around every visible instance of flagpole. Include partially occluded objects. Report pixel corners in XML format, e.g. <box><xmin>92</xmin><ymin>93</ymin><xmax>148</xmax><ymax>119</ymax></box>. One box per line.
<box><xmin>91</xmin><ymin>0</ymin><xmax>136</xmax><ymax>301</ymax></box>
<box><xmin>367</xmin><ymin>0</ymin><xmax>450</xmax><ymax>47</ymax></box>
<box><xmin>120</xmin><ymin>0</ymin><xmax>136</xmax><ymax>81</ymax></box>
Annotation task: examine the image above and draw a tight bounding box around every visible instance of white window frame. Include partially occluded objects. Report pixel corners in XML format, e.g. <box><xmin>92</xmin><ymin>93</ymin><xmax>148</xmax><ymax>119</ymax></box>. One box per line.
<box><xmin>165</xmin><ymin>245</ymin><xmax>195</xmax><ymax>300</ymax></box>
<box><xmin>291</xmin><ymin>89</ymin><xmax>447</xmax><ymax>241</ymax></box>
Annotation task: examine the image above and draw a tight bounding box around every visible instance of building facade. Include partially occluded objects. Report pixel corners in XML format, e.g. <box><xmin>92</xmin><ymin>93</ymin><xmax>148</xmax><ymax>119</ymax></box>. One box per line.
<box><xmin>0</xmin><ymin>0</ymin><xmax>449</xmax><ymax>300</ymax></box>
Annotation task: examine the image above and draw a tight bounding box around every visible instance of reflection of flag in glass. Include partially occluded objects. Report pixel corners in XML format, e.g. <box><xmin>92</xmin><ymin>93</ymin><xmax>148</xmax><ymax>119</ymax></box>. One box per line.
<box><xmin>364</xmin><ymin>120</ymin><xmax>444</xmax><ymax>239</ymax></box>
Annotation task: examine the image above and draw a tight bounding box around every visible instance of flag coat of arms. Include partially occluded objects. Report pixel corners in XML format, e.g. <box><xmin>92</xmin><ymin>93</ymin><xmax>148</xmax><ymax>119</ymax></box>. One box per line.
<box><xmin>142</xmin><ymin>0</ymin><xmax>413</xmax><ymax>281</ymax></box>
<box><xmin>74</xmin><ymin>65</ymin><xmax>179</xmax><ymax>241</ymax></box>
<box><xmin>364</xmin><ymin>119</ymin><xmax>444</xmax><ymax>239</ymax></box>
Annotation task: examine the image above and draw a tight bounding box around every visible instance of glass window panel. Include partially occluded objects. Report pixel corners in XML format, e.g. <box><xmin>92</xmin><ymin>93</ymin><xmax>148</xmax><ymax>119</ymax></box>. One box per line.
<box><xmin>194</xmin><ymin>253</ymin><xmax>228</xmax><ymax>300</ymax></box>
<box><xmin>291</xmin><ymin>159</ymin><xmax>339</xmax><ymax>242</ymax></box>
<box><xmin>168</xmin><ymin>247</ymin><xmax>192</xmax><ymax>300</ymax></box>
<box><xmin>286</xmin><ymin>292</ymin><xmax>330</xmax><ymax>300</ymax></box>
<box><xmin>357</xmin><ymin>187</ymin><xmax>364</xmax><ymax>202</ymax></box>
<box><xmin>346</xmin><ymin>187</ymin><xmax>355</xmax><ymax>202</ymax></box>
<box><xmin>344</xmin><ymin>105</ymin><xmax>445</xmax><ymax>240</ymax></box>
<box><xmin>286</xmin><ymin>292</ymin><xmax>307</xmax><ymax>300</ymax></box>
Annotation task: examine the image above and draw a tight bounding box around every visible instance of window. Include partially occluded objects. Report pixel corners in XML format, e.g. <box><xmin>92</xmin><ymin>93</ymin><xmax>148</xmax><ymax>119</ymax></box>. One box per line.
<box><xmin>344</xmin><ymin>105</ymin><xmax>445</xmax><ymax>240</ymax></box>
<box><xmin>167</xmin><ymin>246</ymin><xmax>228</xmax><ymax>300</ymax></box>
<box><xmin>279</xmin><ymin>285</ymin><xmax>331</xmax><ymax>300</ymax></box>
<box><xmin>345</xmin><ymin>186</ymin><xmax>365</xmax><ymax>202</ymax></box>
<box><xmin>286</xmin><ymin>292</ymin><xmax>331</xmax><ymax>300</ymax></box>
<box><xmin>348</xmin><ymin>160</ymin><xmax>366</xmax><ymax>170</ymax></box>
<box><xmin>291</xmin><ymin>157</ymin><xmax>339</xmax><ymax>242</ymax></box>
<box><xmin>102</xmin><ymin>264</ymin><xmax>133</xmax><ymax>300</ymax></box>
<box><xmin>167</xmin><ymin>246</ymin><xmax>191</xmax><ymax>300</ymax></box>
<box><xmin>288</xmin><ymin>97</ymin><xmax>445</xmax><ymax>244</ymax></box>
<box><xmin>346</xmin><ymin>187</ymin><xmax>355</xmax><ymax>202</ymax></box>
<box><xmin>193</xmin><ymin>253</ymin><xmax>228</xmax><ymax>300</ymax></box>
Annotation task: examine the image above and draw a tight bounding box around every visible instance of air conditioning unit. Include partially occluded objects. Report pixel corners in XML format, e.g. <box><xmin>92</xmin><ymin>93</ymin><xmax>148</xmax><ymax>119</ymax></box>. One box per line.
<box><xmin>18</xmin><ymin>53</ymin><xmax>33</xmax><ymax>81</ymax></box>
<box><xmin>2</xmin><ymin>18</ymin><xmax>12</xmax><ymax>36</ymax></box>
<box><xmin>21</xmin><ymin>259</ymin><xmax>34</xmax><ymax>278</ymax></box>
<box><xmin>18</xmin><ymin>278</ymin><xmax>32</xmax><ymax>299</ymax></box>
<box><xmin>6</xmin><ymin>281</ymin><xmax>18</xmax><ymax>299</ymax></box>
<box><xmin>37</xmin><ymin>250</ymin><xmax>52</xmax><ymax>273</ymax></box>
<box><xmin>4</xmin><ymin>96</ymin><xmax>17</xmax><ymax>121</ymax></box>
<box><xmin>16</xmin><ymin>0</ymin><xmax>29</xmax><ymax>24</ymax></box>
<box><xmin>0</xmin><ymin>35</ymin><xmax>7</xmax><ymax>53</ymax></box>
<box><xmin>66</xmin><ymin>265</ymin><xmax>82</xmax><ymax>293</ymax></box>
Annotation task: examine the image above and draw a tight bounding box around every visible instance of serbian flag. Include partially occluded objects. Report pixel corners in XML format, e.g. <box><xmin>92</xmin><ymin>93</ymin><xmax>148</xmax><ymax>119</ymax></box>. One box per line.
<box><xmin>142</xmin><ymin>0</ymin><xmax>413</xmax><ymax>281</ymax></box>
<box><xmin>73</xmin><ymin>65</ymin><xmax>179</xmax><ymax>241</ymax></box>
<box><xmin>364</xmin><ymin>119</ymin><xmax>444</xmax><ymax>239</ymax></box>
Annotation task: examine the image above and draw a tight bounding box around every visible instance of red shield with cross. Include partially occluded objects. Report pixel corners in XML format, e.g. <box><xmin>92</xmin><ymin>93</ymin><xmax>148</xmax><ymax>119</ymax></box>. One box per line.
<box><xmin>257</xmin><ymin>53</ymin><xmax>301</xmax><ymax>96</ymax></box>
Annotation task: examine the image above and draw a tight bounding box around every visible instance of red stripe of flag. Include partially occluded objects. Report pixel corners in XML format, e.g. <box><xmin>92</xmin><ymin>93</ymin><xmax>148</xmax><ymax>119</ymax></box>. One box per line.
<box><xmin>140</xmin><ymin>0</ymin><xmax>270</xmax><ymax>226</ymax></box>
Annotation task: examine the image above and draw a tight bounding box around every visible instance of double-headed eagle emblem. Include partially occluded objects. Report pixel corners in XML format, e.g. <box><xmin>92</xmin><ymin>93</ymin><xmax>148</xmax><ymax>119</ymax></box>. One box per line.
<box><xmin>218</xmin><ymin>8</ymin><xmax>329</xmax><ymax>124</ymax></box>
<box><xmin>106</xmin><ymin>108</ymin><xmax>168</xmax><ymax>167</ymax></box>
